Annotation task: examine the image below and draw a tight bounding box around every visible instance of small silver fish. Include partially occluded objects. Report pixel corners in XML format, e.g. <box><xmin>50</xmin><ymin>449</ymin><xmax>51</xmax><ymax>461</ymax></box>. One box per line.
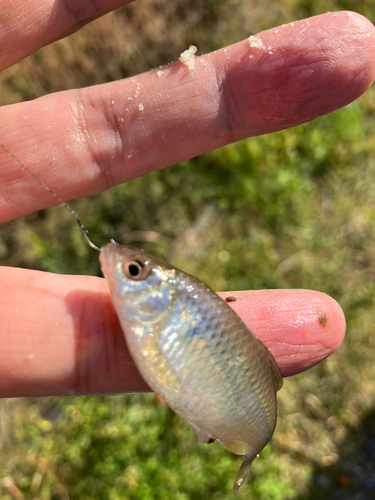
<box><xmin>0</xmin><ymin>142</ymin><xmax>282</xmax><ymax>491</ymax></box>
<box><xmin>100</xmin><ymin>241</ymin><xmax>283</xmax><ymax>491</ymax></box>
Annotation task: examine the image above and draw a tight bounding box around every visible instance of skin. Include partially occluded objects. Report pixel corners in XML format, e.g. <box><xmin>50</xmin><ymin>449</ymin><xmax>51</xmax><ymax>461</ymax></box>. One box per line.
<box><xmin>1</xmin><ymin>5</ymin><xmax>374</xmax><ymax>398</ymax></box>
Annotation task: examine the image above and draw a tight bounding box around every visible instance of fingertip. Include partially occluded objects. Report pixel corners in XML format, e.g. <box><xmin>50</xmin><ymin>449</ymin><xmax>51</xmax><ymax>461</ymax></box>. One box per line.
<box><xmin>219</xmin><ymin>11</ymin><xmax>375</xmax><ymax>135</ymax></box>
<box><xmin>315</xmin><ymin>291</ymin><xmax>346</xmax><ymax>349</ymax></box>
<box><xmin>332</xmin><ymin>11</ymin><xmax>375</xmax><ymax>98</ymax></box>
<box><xmin>219</xmin><ymin>289</ymin><xmax>346</xmax><ymax>377</ymax></box>
<box><xmin>343</xmin><ymin>10</ymin><xmax>375</xmax><ymax>35</ymax></box>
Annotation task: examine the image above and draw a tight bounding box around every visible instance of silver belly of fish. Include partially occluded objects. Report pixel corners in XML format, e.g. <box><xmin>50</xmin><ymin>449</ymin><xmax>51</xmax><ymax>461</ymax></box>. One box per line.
<box><xmin>99</xmin><ymin>241</ymin><xmax>283</xmax><ymax>491</ymax></box>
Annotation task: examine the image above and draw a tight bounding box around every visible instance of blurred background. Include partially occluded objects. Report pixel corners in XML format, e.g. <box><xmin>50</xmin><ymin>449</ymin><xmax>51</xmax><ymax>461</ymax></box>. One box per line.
<box><xmin>1</xmin><ymin>0</ymin><xmax>375</xmax><ymax>498</ymax></box>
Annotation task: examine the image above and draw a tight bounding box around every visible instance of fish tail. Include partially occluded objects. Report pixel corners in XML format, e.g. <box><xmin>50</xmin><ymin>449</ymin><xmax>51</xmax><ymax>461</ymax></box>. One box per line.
<box><xmin>233</xmin><ymin>451</ymin><xmax>257</xmax><ymax>493</ymax></box>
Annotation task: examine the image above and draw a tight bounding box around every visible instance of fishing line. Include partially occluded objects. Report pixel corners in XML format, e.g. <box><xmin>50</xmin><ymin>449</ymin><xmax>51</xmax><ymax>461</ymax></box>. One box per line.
<box><xmin>0</xmin><ymin>142</ymin><xmax>101</xmax><ymax>252</ymax></box>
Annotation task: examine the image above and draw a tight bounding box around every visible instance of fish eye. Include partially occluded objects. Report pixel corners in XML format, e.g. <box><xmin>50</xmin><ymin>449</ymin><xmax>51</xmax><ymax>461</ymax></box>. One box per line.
<box><xmin>123</xmin><ymin>257</ymin><xmax>151</xmax><ymax>281</ymax></box>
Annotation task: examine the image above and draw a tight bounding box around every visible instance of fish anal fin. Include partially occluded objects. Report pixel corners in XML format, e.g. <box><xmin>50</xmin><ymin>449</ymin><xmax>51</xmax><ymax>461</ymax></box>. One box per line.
<box><xmin>220</xmin><ymin>439</ymin><xmax>249</xmax><ymax>455</ymax></box>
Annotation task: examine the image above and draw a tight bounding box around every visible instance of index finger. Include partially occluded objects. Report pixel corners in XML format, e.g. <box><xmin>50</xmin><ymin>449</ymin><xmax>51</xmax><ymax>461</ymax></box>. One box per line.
<box><xmin>1</xmin><ymin>11</ymin><xmax>374</xmax><ymax>223</ymax></box>
<box><xmin>0</xmin><ymin>267</ymin><xmax>345</xmax><ymax>398</ymax></box>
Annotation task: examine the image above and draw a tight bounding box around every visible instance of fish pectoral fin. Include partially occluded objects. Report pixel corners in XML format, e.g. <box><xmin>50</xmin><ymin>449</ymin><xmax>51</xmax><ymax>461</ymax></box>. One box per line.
<box><xmin>233</xmin><ymin>451</ymin><xmax>257</xmax><ymax>493</ymax></box>
<box><xmin>197</xmin><ymin>432</ymin><xmax>216</xmax><ymax>445</ymax></box>
<box><xmin>187</xmin><ymin>420</ymin><xmax>215</xmax><ymax>445</ymax></box>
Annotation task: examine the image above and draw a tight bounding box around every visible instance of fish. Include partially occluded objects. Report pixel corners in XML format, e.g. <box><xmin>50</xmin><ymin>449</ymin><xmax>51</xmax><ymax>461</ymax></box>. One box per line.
<box><xmin>100</xmin><ymin>240</ymin><xmax>283</xmax><ymax>492</ymax></box>
<box><xmin>0</xmin><ymin>142</ymin><xmax>283</xmax><ymax>491</ymax></box>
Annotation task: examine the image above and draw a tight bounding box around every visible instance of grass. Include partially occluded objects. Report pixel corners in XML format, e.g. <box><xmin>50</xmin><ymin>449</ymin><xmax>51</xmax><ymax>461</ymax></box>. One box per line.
<box><xmin>1</xmin><ymin>0</ymin><xmax>375</xmax><ymax>499</ymax></box>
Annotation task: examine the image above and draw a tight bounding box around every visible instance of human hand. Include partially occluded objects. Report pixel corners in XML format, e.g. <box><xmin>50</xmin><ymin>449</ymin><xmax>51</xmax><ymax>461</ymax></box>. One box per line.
<box><xmin>1</xmin><ymin>7</ymin><xmax>374</xmax><ymax>398</ymax></box>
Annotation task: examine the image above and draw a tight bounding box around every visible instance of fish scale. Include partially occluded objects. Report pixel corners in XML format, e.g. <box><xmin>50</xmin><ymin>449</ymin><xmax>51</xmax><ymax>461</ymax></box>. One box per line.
<box><xmin>100</xmin><ymin>241</ymin><xmax>283</xmax><ymax>492</ymax></box>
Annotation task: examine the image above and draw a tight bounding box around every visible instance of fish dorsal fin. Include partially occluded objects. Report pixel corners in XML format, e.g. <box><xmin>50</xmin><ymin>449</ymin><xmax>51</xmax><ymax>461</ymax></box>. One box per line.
<box><xmin>267</xmin><ymin>348</ymin><xmax>283</xmax><ymax>391</ymax></box>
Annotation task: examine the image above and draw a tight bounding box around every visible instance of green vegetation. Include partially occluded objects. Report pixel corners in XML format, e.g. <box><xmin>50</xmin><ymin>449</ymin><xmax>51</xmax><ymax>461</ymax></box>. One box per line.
<box><xmin>1</xmin><ymin>0</ymin><xmax>375</xmax><ymax>498</ymax></box>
